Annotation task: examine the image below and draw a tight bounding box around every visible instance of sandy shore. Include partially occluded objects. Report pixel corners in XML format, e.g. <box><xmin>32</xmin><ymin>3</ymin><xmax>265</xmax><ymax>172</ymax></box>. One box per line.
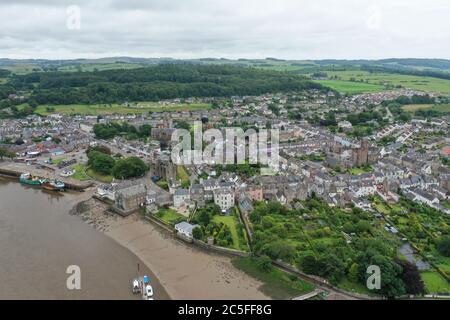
<box><xmin>73</xmin><ymin>197</ymin><xmax>269</xmax><ymax>300</ymax></box>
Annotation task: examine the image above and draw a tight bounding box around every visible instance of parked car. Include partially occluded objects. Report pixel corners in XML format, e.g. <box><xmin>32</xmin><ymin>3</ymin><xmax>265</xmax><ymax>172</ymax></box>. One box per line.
<box><xmin>144</xmin><ymin>285</ymin><xmax>154</xmax><ymax>300</ymax></box>
<box><xmin>132</xmin><ymin>279</ymin><xmax>141</xmax><ymax>294</ymax></box>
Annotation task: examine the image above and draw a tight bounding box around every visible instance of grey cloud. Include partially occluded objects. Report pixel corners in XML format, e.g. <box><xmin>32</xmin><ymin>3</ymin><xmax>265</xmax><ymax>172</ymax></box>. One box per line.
<box><xmin>0</xmin><ymin>0</ymin><xmax>449</xmax><ymax>59</ymax></box>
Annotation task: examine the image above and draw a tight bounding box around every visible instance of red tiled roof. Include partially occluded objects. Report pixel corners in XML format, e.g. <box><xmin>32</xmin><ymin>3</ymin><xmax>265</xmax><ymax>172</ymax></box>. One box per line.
<box><xmin>443</xmin><ymin>146</ymin><xmax>450</xmax><ymax>156</ymax></box>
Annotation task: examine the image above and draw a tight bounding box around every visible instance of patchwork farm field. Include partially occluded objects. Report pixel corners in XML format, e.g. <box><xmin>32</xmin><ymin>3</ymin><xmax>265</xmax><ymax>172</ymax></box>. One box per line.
<box><xmin>57</xmin><ymin>62</ymin><xmax>145</xmax><ymax>72</ymax></box>
<box><xmin>2</xmin><ymin>63</ymin><xmax>43</xmax><ymax>74</ymax></box>
<box><xmin>402</xmin><ymin>104</ymin><xmax>450</xmax><ymax>113</ymax></box>
<box><xmin>322</xmin><ymin>70</ymin><xmax>450</xmax><ymax>94</ymax></box>
<box><xmin>315</xmin><ymin>80</ymin><xmax>385</xmax><ymax>94</ymax></box>
<box><xmin>34</xmin><ymin>102</ymin><xmax>212</xmax><ymax>116</ymax></box>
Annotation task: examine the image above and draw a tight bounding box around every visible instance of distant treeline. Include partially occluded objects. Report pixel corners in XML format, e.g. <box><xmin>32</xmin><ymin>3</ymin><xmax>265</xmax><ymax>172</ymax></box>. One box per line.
<box><xmin>381</xmin><ymin>94</ymin><xmax>435</xmax><ymax>106</ymax></box>
<box><xmin>6</xmin><ymin>64</ymin><xmax>326</xmax><ymax>105</ymax></box>
<box><xmin>415</xmin><ymin>108</ymin><xmax>450</xmax><ymax>118</ymax></box>
<box><xmin>0</xmin><ymin>69</ymin><xmax>11</xmax><ymax>77</ymax></box>
<box><xmin>362</xmin><ymin>65</ymin><xmax>450</xmax><ymax>81</ymax></box>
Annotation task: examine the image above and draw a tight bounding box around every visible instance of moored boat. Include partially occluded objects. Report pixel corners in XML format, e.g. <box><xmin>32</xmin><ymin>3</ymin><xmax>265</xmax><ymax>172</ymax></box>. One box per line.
<box><xmin>42</xmin><ymin>179</ymin><xmax>65</xmax><ymax>191</ymax></box>
<box><xmin>19</xmin><ymin>173</ymin><xmax>42</xmax><ymax>186</ymax></box>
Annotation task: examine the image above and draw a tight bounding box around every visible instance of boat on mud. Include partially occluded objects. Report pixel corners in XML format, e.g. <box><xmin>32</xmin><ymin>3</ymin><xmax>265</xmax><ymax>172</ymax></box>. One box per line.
<box><xmin>19</xmin><ymin>173</ymin><xmax>43</xmax><ymax>186</ymax></box>
<box><xmin>41</xmin><ymin>179</ymin><xmax>65</xmax><ymax>191</ymax></box>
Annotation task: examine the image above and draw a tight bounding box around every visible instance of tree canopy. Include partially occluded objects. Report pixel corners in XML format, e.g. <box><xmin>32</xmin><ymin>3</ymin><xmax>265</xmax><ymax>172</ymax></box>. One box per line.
<box><xmin>5</xmin><ymin>64</ymin><xmax>325</xmax><ymax>106</ymax></box>
<box><xmin>112</xmin><ymin>156</ymin><xmax>149</xmax><ymax>179</ymax></box>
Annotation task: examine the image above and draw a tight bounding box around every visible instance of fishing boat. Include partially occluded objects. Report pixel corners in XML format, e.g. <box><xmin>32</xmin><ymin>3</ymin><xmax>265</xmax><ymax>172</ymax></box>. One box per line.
<box><xmin>19</xmin><ymin>173</ymin><xmax>42</xmax><ymax>186</ymax></box>
<box><xmin>41</xmin><ymin>179</ymin><xmax>65</xmax><ymax>191</ymax></box>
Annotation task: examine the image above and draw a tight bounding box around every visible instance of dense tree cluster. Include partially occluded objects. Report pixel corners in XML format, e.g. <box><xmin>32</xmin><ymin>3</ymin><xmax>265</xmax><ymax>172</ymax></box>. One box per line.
<box><xmin>249</xmin><ymin>199</ymin><xmax>413</xmax><ymax>297</ymax></box>
<box><xmin>191</xmin><ymin>205</ymin><xmax>245</xmax><ymax>248</ymax></box>
<box><xmin>415</xmin><ymin>109</ymin><xmax>450</xmax><ymax>118</ymax></box>
<box><xmin>5</xmin><ymin>64</ymin><xmax>325</xmax><ymax>105</ymax></box>
<box><xmin>0</xmin><ymin>147</ymin><xmax>15</xmax><ymax>160</ymax></box>
<box><xmin>87</xmin><ymin>150</ymin><xmax>115</xmax><ymax>175</ymax></box>
<box><xmin>346</xmin><ymin>110</ymin><xmax>383</xmax><ymax>125</ymax></box>
<box><xmin>381</xmin><ymin>94</ymin><xmax>436</xmax><ymax>106</ymax></box>
<box><xmin>86</xmin><ymin>148</ymin><xmax>148</xmax><ymax>179</ymax></box>
<box><xmin>0</xmin><ymin>69</ymin><xmax>11</xmax><ymax>77</ymax></box>
<box><xmin>436</xmin><ymin>236</ymin><xmax>450</xmax><ymax>257</ymax></box>
<box><xmin>112</xmin><ymin>157</ymin><xmax>149</xmax><ymax>179</ymax></box>
<box><xmin>93</xmin><ymin>122</ymin><xmax>152</xmax><ymax>140</ymax></box>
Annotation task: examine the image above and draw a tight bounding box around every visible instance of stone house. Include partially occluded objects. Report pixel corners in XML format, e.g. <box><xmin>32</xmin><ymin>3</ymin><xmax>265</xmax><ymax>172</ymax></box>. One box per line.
<box><xmin>115</xmin><ymin>184</ymin><xmax>147</xmax><ymax>216</ymax></box>
<box><xmin>173</xmin><ymin>189</ymin><xmax>190</xmax><ymax>208</ymax></box>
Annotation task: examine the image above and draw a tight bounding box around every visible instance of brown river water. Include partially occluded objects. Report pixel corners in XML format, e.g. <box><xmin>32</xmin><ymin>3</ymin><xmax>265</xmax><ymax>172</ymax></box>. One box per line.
<box><xmin>0</xmin><ymin>177</ymin><xmax>169</xmax><ymax>300</ymax></box>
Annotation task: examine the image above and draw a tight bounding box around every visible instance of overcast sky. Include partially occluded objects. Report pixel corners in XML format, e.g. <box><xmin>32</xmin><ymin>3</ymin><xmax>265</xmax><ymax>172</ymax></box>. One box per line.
<box><xmin>1</xmin><ymin>0</ymin><xmax>449</xmax><ymax>60</ymax></box>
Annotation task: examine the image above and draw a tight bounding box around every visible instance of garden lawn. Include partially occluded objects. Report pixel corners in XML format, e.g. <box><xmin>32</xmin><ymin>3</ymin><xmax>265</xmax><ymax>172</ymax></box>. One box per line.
<box><xmin>177</xmin><ymin>166</ymin><xmax>190</xmax><ymax>185</ymax></box>
<box><xmin>232</xmin><ymin>257</ymin><xmax>315</xmax><ymax>300</ymax></box>
<box><xmin>347</xmin><ymin>167</ymin><xmax>373</xmax><ymax>175</ymax></box>
<box><xmin>337</xmin><ymin>277</ymin><xmax>375</xmax><ymax>296</ymax></box>
<box><xmin>156</xmin><ymin>209</ymin><xmax>187</xmax><ymax>226</ymax></box>
<box><xmin>213</xmin><ymin>214</ymin><xmax>244</xmax><ymax>251</ymax></box>
<box><xmin>421</xmin><ymin>271</ymin><xmax>450</xmax><ymax>294</ymax></box>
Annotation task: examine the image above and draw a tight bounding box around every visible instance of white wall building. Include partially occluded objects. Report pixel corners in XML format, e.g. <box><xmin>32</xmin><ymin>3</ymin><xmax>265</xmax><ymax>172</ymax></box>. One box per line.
<box><xmin>214</xmin><ymin>188</ymin><xmax>235</xmax><ymax>212</ymax></box>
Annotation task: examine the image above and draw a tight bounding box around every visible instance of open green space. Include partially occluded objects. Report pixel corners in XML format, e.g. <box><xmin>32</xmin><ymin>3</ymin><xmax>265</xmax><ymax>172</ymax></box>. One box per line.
<box><xmin>70</xmin><ymin>162</ymin><xmax>113</xmax><ymax>183</ymax></box>
<box><xmin>34</xmin><ymin>102</ymin><xmax>212</xmax><ymax>116</ymax></box>
<box><xmin>402</xmin><ymin>104</ymin><xmax>450</xmax><ymax>113</ymax></box>
<box><xmin>232</xmin><ymin>257</ymin><xmax>315</xmax><ymax>299</ymax></box>
<box><xmin>3</xmin><ymin>64</ymin><xmax>42</xmax><ymax>74</ymax></box>
<box><xmin>155</xmin><ymin>208</ymin><xmax>187</xmax><ymax>226</ymax></box>
<box><xmin>86</xmin><ymin>168</ymin><xmax>113</xmax><ymax>183</ymax></box>
<box><xmin>177</xmin><ymin>165</ymin><xmax>190</xmax><ymax>188</ymax></box>
<box><xmin>337</xmin><ymin>277</ymin><xmax>375</xmax><ymax>296</ymax></box>
<box><xmin>70</xmin><ymin>164</ymin><xmax>91</xmax><ymax>181</ymax></box>
<box><xmin>212</xmin><ymin>212</ymin><xmax>248</xmax><ymax>251</ymax></box>
<box><xmin>316</xmin><ymin>79</ymin><xmax>386</xmax><ymax>94</ymax></box>
<box><xmin>50</xmin><ymin>158</ymin><xmax>66</xmax><ymax>165</ymax></box>
<box><xmin>192</xmin><ymin>205</ymin><xmax>249</xmax><ymax>251</ymax></box>
<box><xmin>421</xmin><ymin>271</ymin><xmax>450</xmax><ymax>294</ymax></box>
<box><xmin>347</xmin><ymin>166</ymin><xmax>373</xmax><ymax>175</ymax></box>
<box><xmin>57</xmin><ymin>63</ymin><xmax>145</xmax><ymax>72</ymax></box>
<box><xmin>321</xmin><ymin>70</ymin><xmax>450</xmax><ymax>94</ymax></box>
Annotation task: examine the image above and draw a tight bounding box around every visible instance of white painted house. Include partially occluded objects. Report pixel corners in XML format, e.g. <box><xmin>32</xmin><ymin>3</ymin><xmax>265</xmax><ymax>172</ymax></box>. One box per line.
<box><xmin>214</xmin><ymin>188</ymin><xmax>235</xmax><ymax>212</ymax></box>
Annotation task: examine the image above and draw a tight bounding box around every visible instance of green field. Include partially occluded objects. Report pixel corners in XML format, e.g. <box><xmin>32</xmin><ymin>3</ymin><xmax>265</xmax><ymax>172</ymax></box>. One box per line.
<box><xmin>57</xmin><ymin>63</ymin><xmax>145</xmax><ymax>72</ymax></box>
<box><xmin>421</xmin><ymin>271</ymin><xmax>450</xmax><ymax>294</ymax></box>
<box><xmin>70</xmin><ymin>163</ymin><xmax>112</xmax><ymax>183</ymax></box>
<box><xmin>3</xmin><ymin>64</ymin><xmax>42</xmax><ymax>74</ymax></box>
<box><xmin>403</xmin><ymin>104</ymin><xmax>450</xmax><ymax>113</ymax></box>
<box><xmin>34</xmin><ymin>102</ymin><xmax>212</xmax><ymax>116</ymax></box>
<box><xmin>232</xmin><ymin>257</ymin><xmax>315</xmax><ymax>299</ymax></box>
<box><xmin>86</xmin><ymin>168</ymin><xmax>113</xmax><ymax>183</ymax></box>
<box><xmin>70</xmin><ymin>164</ymin><xmax>91</xmax><ymax>181</ymax></box>
<box><xmin>316</xmin><ymin>79</ymin><xmax>386</xmax><ymax>94</ymax></box>
<box><xmin>322</xmin><ymin>70</ymin><xmax>450</xmax><ymax>94</ymax></box>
